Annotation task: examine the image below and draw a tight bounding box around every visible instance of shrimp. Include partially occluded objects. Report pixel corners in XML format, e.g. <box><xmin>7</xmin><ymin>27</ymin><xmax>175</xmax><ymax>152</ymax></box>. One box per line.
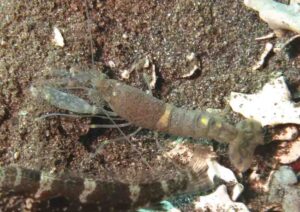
<box><xmin>31</xmin><ymin>70</ymin><xmax>264</xmax><ymax>172</ymax></box>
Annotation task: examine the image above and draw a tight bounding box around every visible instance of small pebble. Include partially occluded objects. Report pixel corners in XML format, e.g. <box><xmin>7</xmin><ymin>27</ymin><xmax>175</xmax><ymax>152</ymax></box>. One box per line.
<box><xmin>13</xmin><ymin>151</ymin><xmax>20</xmax><ymax>160</ymax></box>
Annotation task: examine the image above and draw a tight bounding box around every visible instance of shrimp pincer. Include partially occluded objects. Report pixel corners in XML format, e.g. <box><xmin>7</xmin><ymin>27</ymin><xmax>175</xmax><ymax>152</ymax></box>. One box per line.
<box><xmin>32</xmin><ymin>71</ymin><xmax>265</xmax><ymax>172</ymax></box>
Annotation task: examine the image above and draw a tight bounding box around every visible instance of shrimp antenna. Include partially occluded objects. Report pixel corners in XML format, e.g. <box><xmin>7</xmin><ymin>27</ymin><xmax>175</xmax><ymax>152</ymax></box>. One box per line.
<box><xmin>90</xmin><ymin>122</ymin><xmax>132</xmax><ymax>128</ymax></box>
<box><xmin>85</xmin><ymin>0</ymin><xmax>95</xmax><ymax>66</ymax></box>
<box><xmin>36</xmin><ymin>113</ymin><xmax>124</xmax><ymax>121</ymax></box>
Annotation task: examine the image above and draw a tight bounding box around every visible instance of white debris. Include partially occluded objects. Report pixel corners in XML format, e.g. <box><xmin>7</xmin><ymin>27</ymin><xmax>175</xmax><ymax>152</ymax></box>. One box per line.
<box><xmin>194</xmin><ymin>185</ymin><xmax>250</xmax><ymax>212</ymax></box>
<box><xmin>232</xmin><ymin>183</ymin><xmax>245</xmax><ymax>202</ymax></box>
<box><xmin>207</xmin><ymin>160</ymin><xmax>244</xmax><ymax>200</ymax></box>
<box><xmin>52</xmin><ymin>27</ymin><xmax>65</xmax><ymax>47</ymax></box>
<box><xmin>255</xmin><ymin>32</ymin><xmax>276</xmax><ymax>41</ymax></box>
<box><xmin>107</xmin><ymin>60</ymin><xmax>116</xmax><ymax>68</ymax></box>
<box><xmin>229</xmin><ymin>76</ymin><xmax>300</xmax><ymax>126</ymax></box>
<box><xmin>268</xmin><ymin>166</ymin><xmax>300</xmax><ymax>212</ymax></box>
<box><xmin>276</xmin><ymin>139</ymin><xmax>300</xmax><ymax>164</ymax></box>
<box><xmin>252</xmin><ymin>42</ymin><xmax>273</xmax><ymax>71</ymax></box>
<box><xmin>244</xmin><ymin>0</ymin><xmax>300</xmax><ymax>36</ymax></box>
<box><xmin>143</xmin><ymin>56</ymin><xmax>150</xmax><ymax>69</ymax></box>
<box><xmin>121</xmin><ymin>69</ymin><xmax>132</xmax><ymax>79</ymax></box>
<box><xmin>149</xmin><ymin>64</ymin><xmax>157</xmax><ymax>89</ymax></box>
<box><xmin>186</xmin><ymin>52</ymin><xmax>196</xmax><ymax>61</ymax></box>
<box><xmin>121</xmin><ymin>57</ymin><xmax>151</xmax><ymax>80</ymax></box>
<box><xmin>180</xmin><ymin>65</ymin><xmax>201</xmax><ymax>79</ymax></box>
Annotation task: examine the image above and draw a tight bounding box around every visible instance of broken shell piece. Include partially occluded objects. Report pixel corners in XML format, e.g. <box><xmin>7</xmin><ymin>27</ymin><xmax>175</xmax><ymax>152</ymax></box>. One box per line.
<box><xmin>232</xmin><ymin>183</ymin><xmax>244</xmax><ymax>201</ymax></box>
<box><xmin>52</xmin><ymin>27</ymin><xmax>64</xmax><ymax>47</ymax></box>
<box><xmin>207</xmin><ymin>160</ymin><xmax>244</xmax><ymax>200</ymax></box>
<box><xmin>229</xmin><ymin>76</ymin><xmax>300</xmax><ymax>126</ymax></box>
<box><xmin>244</xmin><ymin>0</ymin><xmax>300</xmax><ymax>35</ymax></box>
<box><xmin>181</xmin><ymin>65</ymin><xmax>201</xmax><ymax>79</ymax></box>
<box><xmin>252</xmin><ymin>42</ymin><xmax>273</xmax><ymax>71</ymax></box>
<box><xmin>149</xmin><ymin>65</ymin><xmax>157</xmax><ymax>89</ymax></box>
<box><xmin>276</xmin><ymin>139</ymin><xmax>300</xmax><ymax>164</ymax></box>
<box><xmin>207</xmin><ymin>160</ymin><xmax>238</xmax><ymax>184</ymax></box>
<box><xmin>194</xmin><ymin>185</ymin><xmax>250</xmax><ymax>212</ymax></box>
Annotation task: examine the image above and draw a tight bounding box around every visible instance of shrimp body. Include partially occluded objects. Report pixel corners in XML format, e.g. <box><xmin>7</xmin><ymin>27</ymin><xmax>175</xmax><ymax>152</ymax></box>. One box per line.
<box><xmin>95</xmin><ymin>78</ymin><xmax>264</xmax><ymax>172</ymax></box>
<box><xmin>96</xmin><ymin>79</ymin><xmax>238</xmax><ymax>143</ymax></box>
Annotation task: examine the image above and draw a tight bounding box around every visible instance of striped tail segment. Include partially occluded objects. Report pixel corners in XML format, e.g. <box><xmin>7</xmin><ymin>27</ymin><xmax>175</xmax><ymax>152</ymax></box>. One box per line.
<box><xmin>0</xmin><ymin>166</ymin><xmax>212</xmax><ymax>211</ymax></box>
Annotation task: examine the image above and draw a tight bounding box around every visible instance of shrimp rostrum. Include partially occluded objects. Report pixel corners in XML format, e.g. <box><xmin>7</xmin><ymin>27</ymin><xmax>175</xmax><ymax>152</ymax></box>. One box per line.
<box><xmin>31</xmin><ymin>69</ymin><xmax>265</xmax><ymax>172</ymax></box>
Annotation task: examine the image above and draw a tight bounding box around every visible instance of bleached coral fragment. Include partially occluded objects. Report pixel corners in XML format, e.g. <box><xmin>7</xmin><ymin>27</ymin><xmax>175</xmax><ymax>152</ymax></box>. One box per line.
<box><xmin>229</xmin><ymin>76</ymin><xmax>300</xmax><ymax>126</ymax></box>
<box><xmin>244</xmin><ymin>0</ymin><xmax>300</xmax><ymax>35</ymax></box>
<box><xmin>194</xmin><ymin>185</ymin><xmax>249</xmax><ymax>212</ymax></box>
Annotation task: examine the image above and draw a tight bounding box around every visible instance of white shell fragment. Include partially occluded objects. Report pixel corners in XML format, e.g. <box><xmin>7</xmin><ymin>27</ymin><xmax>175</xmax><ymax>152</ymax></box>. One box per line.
<box><xmin>207</xmin><ymin>160</ymin><xmax>244</xmax><ymax>201</ymax></box>
<box><xmin>194</xmin><ymin>185</ymin><xmax>250</xmax><ymax>212</ymax></box>
<box><xmin>229</xmin><ymin>76</ymin><xmax>300</xmax><ymax>126</ymax></box>
<box><xmin>52</xmin><ymin>27</ymin><xmax>65</xmax><ymax>47</ymax></box>
<box><xmin>149</xmin><ymin>64</ymin><xmax>157</xmax><ymax>89</ymax></box>
<box><xmin>244</xmin><ymin>0</ymin><xmax>300</xmax><ymax>36</ymax></box>
<box><xmin>180</xmin><ymin>65</ymin><xmax>200</xmax><ymax>79</ymax></box>
<box><xmin>252</xmin><ymin>42</ymin><xmax>273</xmax><ymax>71</ymax></box>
